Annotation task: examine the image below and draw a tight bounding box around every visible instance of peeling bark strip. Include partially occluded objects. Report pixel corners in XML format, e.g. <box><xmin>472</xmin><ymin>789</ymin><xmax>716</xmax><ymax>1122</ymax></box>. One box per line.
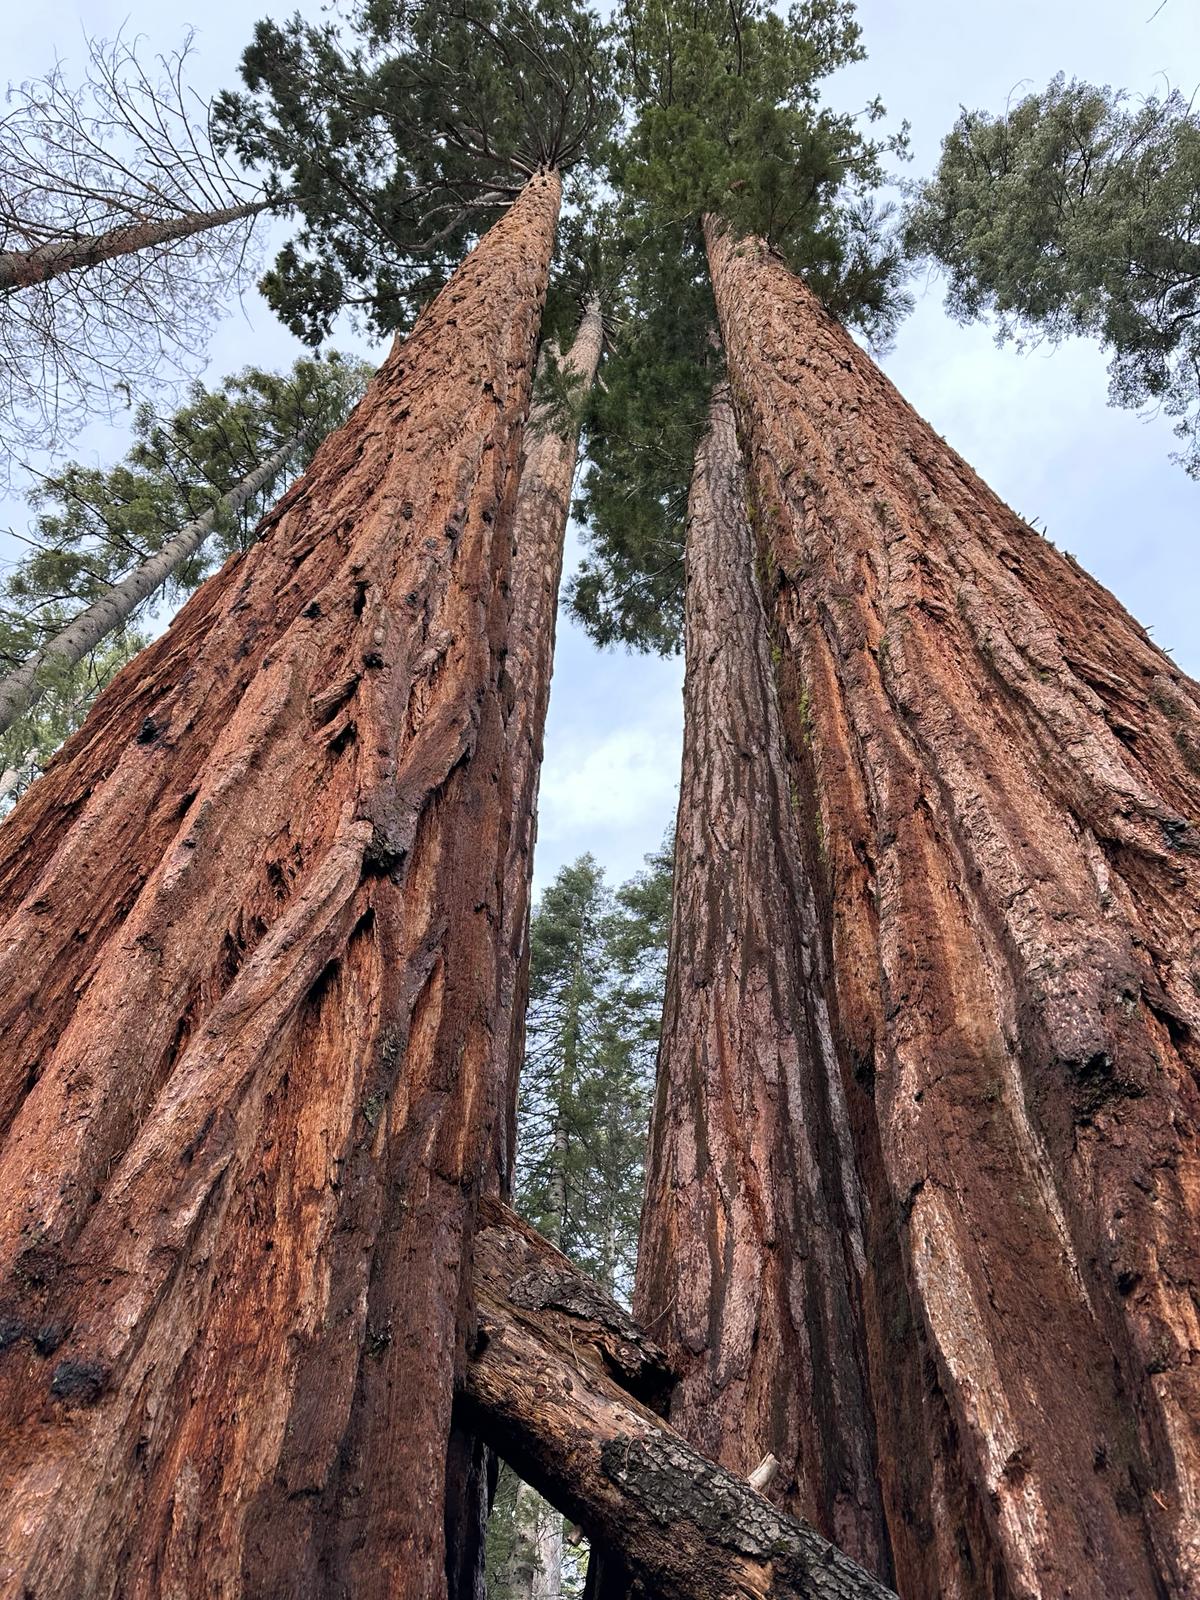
<box><xmin>0</xmin><ymin>171</ymin><xmax>561</xmax><ymax>1600</ymax></box>
<box><xmin>634</xmin><ymin>383</ymin><xmax>890</xmax><ymax>1579</ymax></box>
<box><xmin>0</xmin><ymin>433</ymin><xmax>302</xmax><ymax>737</ymax></box>
<box><xmin>461</xmin><ymin>1201</ymin><xmax>898</xmax><ymax>1600</ymax></box>
<box><xmin>706</xmin><ymin>219</ymin><xmax>1200</xmax><ymax>1600</ymax></box>
<box><xmin>497</xmin><ymin>295</ymin><xmax>604</xmax><ymax>1180</ymax></box>
<box><xmin>0</xmin><ymin>198</ymin><xmax>271</xmax><ymax>292</ymax></box>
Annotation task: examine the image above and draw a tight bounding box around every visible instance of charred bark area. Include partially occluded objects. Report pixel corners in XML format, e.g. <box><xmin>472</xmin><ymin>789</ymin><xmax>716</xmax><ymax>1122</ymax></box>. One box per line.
<box><xmin>633</xmin><ymin>383</ymin><xmax>890</xmax><ymax>1579</ymax></box>
<box><xmin>706</xmin><ymin>219</ymin><xmax>1200</xmax><ymax>1600</ymax></box>
<box><xmin>0</xmin><ymin>171</ymin><xmax>561</xmax><ymax>1600</ymax></box>
<box><xmin>461</xmin><ymin>1201</ymin><xmax>898</xmax><ymax>1600</ymax></box>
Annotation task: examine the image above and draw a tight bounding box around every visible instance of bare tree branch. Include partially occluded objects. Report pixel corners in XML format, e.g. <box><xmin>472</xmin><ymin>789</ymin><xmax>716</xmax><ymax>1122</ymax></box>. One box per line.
<box><xmin>0</xmin><ymin>30</ymin><xmax>272</xmax><ymax>471</ymax></box>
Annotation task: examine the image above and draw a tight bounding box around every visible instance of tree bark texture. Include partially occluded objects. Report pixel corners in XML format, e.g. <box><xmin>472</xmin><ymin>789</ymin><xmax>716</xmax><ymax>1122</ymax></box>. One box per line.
<box><xmin>461</xmin><ymin>1200</ymin><xmax>899</xmax><ymax>1600</ymax></box>
<box><xmin>706</xmin><ymin>219</ymin><xmax>1200</xmax><ymax>1600</ymax></box>
<box><xmin>0</xmin><ymin>170</ymin><xmax>561</xmax><ymax>1600</ymax></box>
<box><xmin>0</xmin><ymin>198</ymin><xmax>270</xmax><ymax>292</ymax></box>
<box><xmin>496</xmin><ymin>295</ymin><xmax>604</xmax><ymax>1182</ymax></box>
<box><xmin>633</xmin><ymin>382</ymin><xmax>891</xmax><ymax>1580</ymax></box>
<box><xmin>0</xmin><ymin>433</ymin><xmax>302</xmax><ymax>738</ymax></box>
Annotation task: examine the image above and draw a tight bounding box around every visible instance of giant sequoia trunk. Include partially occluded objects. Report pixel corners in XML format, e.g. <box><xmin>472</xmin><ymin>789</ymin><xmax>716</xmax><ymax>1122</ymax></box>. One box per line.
<box><xmin>496</xmin><ymin>295</ymin><xmax>604</xmax><ymax>1180</ymax></box>
<box><xmin>0</xmin><ymin>170</ymin><xmax>561</xmax><ymax>1600</ymax></box>
<box><xmin>633</xmin><ymin>382</ymin><xmax>890</xmax><ymax>1580</ymax></box>
<box><xmin>706</xmin><ymin>219</ymin><xmax>1200</xmax><ymax>1600</ymax></box>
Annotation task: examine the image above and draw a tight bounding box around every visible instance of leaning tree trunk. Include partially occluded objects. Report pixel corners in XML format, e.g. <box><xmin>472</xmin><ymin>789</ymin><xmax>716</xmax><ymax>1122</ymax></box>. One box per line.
<box><xmin>706</xmin><ymin>219</ymin><xmax>1200</xmax><ymax>1600</ymax></box>
<box><xmin>0</xmin><ymin>197</ymin><xmax>270</xmax><ymax>292</ymax></box>
<box><xmin>0</xmin><ymin>431</ymin><xmax>301</xmax><ymax>738</ymax></box>
<box><xmin>0</xmin><ymin>170</ymin><xmax>561</xmax><ymax>1600</ymax></box>
<box><xmin>496</xmin><ymin>294</ymin><xmax>603</xmax><ymax>1179</ymax></box>
<box><xmin>633</xmin><ymin>380</ymin><xmax>891</xmax><ymax>1580</ymax></box>
<box><xmin>460</xmin><ymin>1200</ymin><xmax>900</xmax><ymax>1600</ymax></box>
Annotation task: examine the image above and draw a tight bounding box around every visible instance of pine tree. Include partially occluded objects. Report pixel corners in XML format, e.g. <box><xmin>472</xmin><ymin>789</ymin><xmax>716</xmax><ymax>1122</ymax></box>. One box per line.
<box><xmin>905</xmin><ymin>75</ymin><xmax>1200</xmax><ymax>474</ymax></box>
<box><xmin>571</xmin><ymin>0</ymin><xmax>908</xmax><ymax>655</ymax></box>
<box><xmin>516</xmin><ymin>847</ymin><xmax>669</xmax><ymax>1294</ymax></box>
<box><xmin>487</xmin><ymin>842</ymin><xmax>673</xmax><ymax>1600</ymax></box>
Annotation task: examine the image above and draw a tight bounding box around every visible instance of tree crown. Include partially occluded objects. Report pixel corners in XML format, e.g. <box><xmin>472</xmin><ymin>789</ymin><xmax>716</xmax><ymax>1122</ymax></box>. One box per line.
<box><xmin>905</xmin><ymin>74</ymin><xmax>1200</xmax><ymax>475</ymax></box>
<box><xmin>216</xmin><ymin>0</ymin><xmax>616</xmax><ymax>342</ymax></box>
<box><xmin>570</xmin><ymin>0</ymin><xmax>909</xmax><ymax>654</ymax></box>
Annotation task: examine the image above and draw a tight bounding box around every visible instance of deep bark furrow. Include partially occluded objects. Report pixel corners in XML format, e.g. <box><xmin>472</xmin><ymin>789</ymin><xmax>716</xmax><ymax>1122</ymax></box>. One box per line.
<box><xmin>633</xmin><ymin>383</ymin><xmax>890</xmax><ymax>1578</ymax></box>
<box><xmin>706</xmin><ymin>219</ymin><xmax>1200</xmax><ymax>1600</ymax></box>
<box><xmin>461</xmin><ymin>1202</ymin><xmax>898</xmax><ymax>1600</ymax></box>
<box><xmin>0</xmin><ymin>171</ymin><xmax>561</xmax><ymax>1600</ymax></box>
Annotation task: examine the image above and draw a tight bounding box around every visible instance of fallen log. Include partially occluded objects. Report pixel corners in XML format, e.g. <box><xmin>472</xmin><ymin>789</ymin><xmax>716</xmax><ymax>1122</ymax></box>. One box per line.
<box><xmin>459</xmin><ymin>1201</ymin><xmax>899</xmax><ymax>1600</ymax></box>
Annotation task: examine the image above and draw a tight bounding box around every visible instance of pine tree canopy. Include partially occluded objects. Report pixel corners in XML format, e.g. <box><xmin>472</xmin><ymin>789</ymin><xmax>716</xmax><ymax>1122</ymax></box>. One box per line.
<box><xmin>5</xmin><ymin>355</ymin><xmax>368</xmax><ymax>621</ymax></box>
<box><xmin>905</xmin><ymin>74</ymin><xmax>1200</xmax><ymax>477</ymax></box>
<box><xmin>615</xmin><ymin>0</ymin><xmax>909</xmax><ymax>324</ymax></box>
<box><xmin>569</xmin><ymin>0</ymin><xmax>910</xmax><ymax>656</ymax></box>
<box><xmin>215</xmin><ymin>0</ymin><xmax>616</xmax><ymax>343</ymax></box>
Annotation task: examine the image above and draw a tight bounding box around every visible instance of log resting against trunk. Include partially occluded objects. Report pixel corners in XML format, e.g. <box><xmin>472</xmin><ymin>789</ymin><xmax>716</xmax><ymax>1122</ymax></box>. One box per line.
<box><xmin>458</xmin><ymin>1200</ymin><xmax>899</xmax><ymax>1600</ymax></box>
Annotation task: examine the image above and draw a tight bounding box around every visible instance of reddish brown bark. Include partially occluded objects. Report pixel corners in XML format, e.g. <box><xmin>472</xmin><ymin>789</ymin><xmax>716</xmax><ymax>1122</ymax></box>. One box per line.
<box><xmin>0</xmin><ymin>170</ymin><xmax>561</xmax><ymax>1600</ymax></box>
<box><xmin>633</xmin><ymin>382</ymin><xmax>891</xmax><ymax>1580</ymax></box>
<box><xmin>706</xmin><ymin>219</ymin><xmax>1200</xmax><ymax>1600</ymax></box>
<box><xmin>497</xmin><ymin>296</ymin><xmax>604</xmax><ymax>1181</ymax></box>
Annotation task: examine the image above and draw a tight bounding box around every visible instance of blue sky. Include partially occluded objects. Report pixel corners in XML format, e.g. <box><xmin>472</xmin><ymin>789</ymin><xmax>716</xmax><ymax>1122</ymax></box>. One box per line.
<box><xmin>2</xmin><ymin>0</ymin><xmax>1196</xmax><ymax>895</ymax></box>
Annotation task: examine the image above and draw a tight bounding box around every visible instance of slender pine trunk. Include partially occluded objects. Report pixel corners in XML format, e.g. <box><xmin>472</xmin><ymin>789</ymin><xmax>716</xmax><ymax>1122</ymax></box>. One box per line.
<box><xmin>0</xmin><ymin>198</ymin><xmax>271</xmax><ymax>292</ymax></box>
<box><xmin>705</xmin><ymin>217</ymin><xmax>1200</xmax><ymax>1600</ymax></box>
<box><xmin>497</xmin><ymin>296</ymin><xmax>604</xmax><ymax>1185</ymax></box>
<box><xmin>508</xmin><ymin>1477</ymin><xmax>564</xmax><ymax>1600</ymax></box>
<box><xmin>633</xmin><ymin>379</ymin><xmax>891</xmax><ymax>1577</ymax></box>
<box><xmin>0</xmin><ymin>433</ymin><xmax>301</xmax><ymax>739</ymax></box>
<box><xmin>0</xmin><ymin>762</ymin><xmax>26</xmax><ymax>805</ymax></box>
<box><xmin>0</xmin><ymin>170</ymin><xmax>561</xmax><ymax>1600</ymax></box>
